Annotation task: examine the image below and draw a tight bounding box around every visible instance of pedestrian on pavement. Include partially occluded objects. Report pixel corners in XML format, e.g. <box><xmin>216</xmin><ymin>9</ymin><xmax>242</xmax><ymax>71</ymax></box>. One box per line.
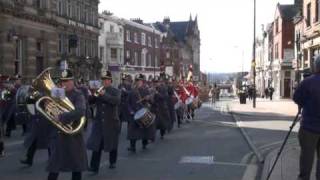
<box><xmin>87</xmin><ymin>70</ymin><xmax>121</xmax><ymax>173</ymax></box>
<box><xmin>268</xmin><ymin>86</ymin><xmax>274</xmax><ymax>101</ymax></box>
<box><xmin>293</xmin><ymin>55</ymin><xmax>320</xmax><ymax>180</ymax></box>
<box><xmin>264</xmin><ymin>88</ymin><xmax>269</xmax><ymax>99</ymax></box>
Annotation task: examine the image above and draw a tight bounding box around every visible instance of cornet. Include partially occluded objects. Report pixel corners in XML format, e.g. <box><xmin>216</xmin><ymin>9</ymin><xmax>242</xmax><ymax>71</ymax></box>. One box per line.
<box><xmin>94</xmin><ymin>86</ymin><xmax>105</xmax><ymax>97</ymax></box>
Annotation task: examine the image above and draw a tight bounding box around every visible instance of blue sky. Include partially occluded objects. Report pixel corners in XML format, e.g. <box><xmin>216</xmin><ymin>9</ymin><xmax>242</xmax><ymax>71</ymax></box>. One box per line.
<box><xmin>100</xmin><ymin>0</ymin><xmax>294</xmax><ymax>73</ymax></box>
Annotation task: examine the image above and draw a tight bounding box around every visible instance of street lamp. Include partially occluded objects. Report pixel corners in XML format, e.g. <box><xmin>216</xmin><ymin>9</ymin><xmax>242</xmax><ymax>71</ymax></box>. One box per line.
<box><xmin>252</xmin><ymin>0</ymin><xmax>257</xmax><ymax>108</ymax></box>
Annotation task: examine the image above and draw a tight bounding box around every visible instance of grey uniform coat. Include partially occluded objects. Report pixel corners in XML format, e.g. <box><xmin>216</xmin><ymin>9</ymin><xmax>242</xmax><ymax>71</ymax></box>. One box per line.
<box><xmin>47</xmin><ymin>88</ymin><xmax>88</xmax><ymax>172</ymax></box>
<box><xmin>151</xmin><ymin>85</ymin><xmax>171</xmax><ymax>131</ymax></box>
<box><xmin>127</xmin><ymin>86</ymin><xmax>156</xmax><ymax>140</ymax></box>
<box><xmin>167</xmin><ymin>84</ymin><xmax>176</xmax><ymax>131</ymax></box>
<box><xmin>24</xmin><ymin>111</ymin><xmax>52</xmax><ymax>149</ymax></box>
<box><xmin>87</xmin><ymin>86</ymin><xmax>121</xmax><ymax>152</ymax></box>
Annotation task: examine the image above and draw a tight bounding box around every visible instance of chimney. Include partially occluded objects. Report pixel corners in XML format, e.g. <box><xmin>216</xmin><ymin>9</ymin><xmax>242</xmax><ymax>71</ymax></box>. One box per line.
<box><xmin>163</xmin><ymin>17</ymin><xmax>170</xmax><ymax>25</ymax></box>
<box><xmin>131</xmin><ymin>18</ymin><xmax>144</xmax><ymax>24</ymax></box>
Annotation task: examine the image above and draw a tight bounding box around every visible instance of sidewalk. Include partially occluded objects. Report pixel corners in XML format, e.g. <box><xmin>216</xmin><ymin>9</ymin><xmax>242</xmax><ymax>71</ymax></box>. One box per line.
<box><xmin>230</xmin><ymin>98</ymin><xmax>298</xmax><ymax>117</ymax></box>
<box><xmin>227</xmin><ymin>98</ymin><xmax>305</xmax><ymax>180</ymax></box>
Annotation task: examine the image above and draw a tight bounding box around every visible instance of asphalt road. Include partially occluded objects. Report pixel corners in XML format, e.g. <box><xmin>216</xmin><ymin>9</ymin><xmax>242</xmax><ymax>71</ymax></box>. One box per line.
<box><xmin>1</xmin><ymin>101</ymin><xmax>253</xmax><ymax>180</ymax></box>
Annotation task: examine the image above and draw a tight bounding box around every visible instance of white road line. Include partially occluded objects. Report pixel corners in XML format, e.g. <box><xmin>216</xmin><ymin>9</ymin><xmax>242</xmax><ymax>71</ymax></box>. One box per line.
<box><xmin>242</xmin><ymin>165</ymin><xmax>258</xmax><ymax>180</ymax></box>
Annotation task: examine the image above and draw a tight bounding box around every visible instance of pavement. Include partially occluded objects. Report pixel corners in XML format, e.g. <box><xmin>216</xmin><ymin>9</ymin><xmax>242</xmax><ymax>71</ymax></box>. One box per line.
<box><xmin>227</xmin><ymin>98</ymin><xmax>309</xmax><ymax>180</ymax></box>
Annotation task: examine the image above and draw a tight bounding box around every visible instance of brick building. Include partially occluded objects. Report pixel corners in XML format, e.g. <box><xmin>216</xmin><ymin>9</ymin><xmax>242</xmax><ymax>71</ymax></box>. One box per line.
<box><xmin>271</xmin><ymin>3</ymin><xmax>298</xmax><ymax>98</ymax></box>
<box><xmin>0</xmin><ymin>0</ymin><xmax>100</xmax><ymax>82</ymax></box>
<box><xmin>153</xmin><ymin>16</ymin><xmax>201</xmax><ymax>80</ymax></box>
<box><xmin>122</xmin><ymin>18</ymin><xmax>162</xmax><ymax>80</ymax></box>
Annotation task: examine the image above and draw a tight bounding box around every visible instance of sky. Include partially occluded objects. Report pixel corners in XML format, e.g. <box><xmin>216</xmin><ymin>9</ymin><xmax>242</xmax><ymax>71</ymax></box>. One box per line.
<box><xmin>99</xmin><ymin>0</ymin><xmax>294</xmax><ymax>73</ymax></box>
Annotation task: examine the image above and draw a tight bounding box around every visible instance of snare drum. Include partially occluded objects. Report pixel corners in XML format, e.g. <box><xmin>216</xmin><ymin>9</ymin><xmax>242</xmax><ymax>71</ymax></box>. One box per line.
<box><xmin>134</xmin><ymin>108</ymin><xmax>155</xmax><ymax>128</ymax></box>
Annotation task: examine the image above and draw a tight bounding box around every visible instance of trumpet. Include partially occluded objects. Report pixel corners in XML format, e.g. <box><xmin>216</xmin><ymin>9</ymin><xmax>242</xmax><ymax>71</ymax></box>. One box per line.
<box><xmin>94</xmin><ymin>86</ymin><xmax>105</xmax><ymax>97</ymax></box>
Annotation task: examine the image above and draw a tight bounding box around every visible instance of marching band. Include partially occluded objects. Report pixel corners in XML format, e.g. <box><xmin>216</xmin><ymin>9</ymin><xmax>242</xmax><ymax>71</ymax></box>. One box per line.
<box><xmin>0</xmin><ymin>65</ymin><xmax>202</xmax><ymax>180</ymax></box>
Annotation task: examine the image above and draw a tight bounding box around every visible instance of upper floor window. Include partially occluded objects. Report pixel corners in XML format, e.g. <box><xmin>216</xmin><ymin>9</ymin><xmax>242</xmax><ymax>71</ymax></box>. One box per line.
<box><xmin>126</xmin><ymin>30</ymin><xmax>131</xmax><ymax>42</ymax></box>
<box><xmin>316</xmin><ymin>0</ymin><xmax>320</xmax><ymax>23</ymax></box>
<box><xmin>134</xmin><ymin>32</ymin><xmax>138</xmax><ymax>43</ymax></box>
<box><xmin>155</xmin><ymin>38</ymin><xmax>159</xmax><ymax>48</ymax></box>
<box><xmin>34</xmin><ymin>0</ymin><xmax>46</xmax><ymax>9</ymax></box>
<box><xmin>148</xmin><ymin>36</ymin><xmax>152</xmax><ymax>47</ymax></box>
<box><xmin>141</xmin><ymin>33</ymin><xmax>146</xmax><ymax>45</ymax></box>
<box><xmin>307</xmin><ymin>3</ymin><xmax>311</xmax><ymax>27</ymax></box>
<box><xmin>275</xmin><ymin>18</ymin><xmax>279</xmax><ymax>33</ymax></box>
<box><xmin>57</xmin><ymin>0</ymin><xmax>63</xmax><ymax>15</ymax></box>
<box><xmin>110</xmin><ymin>25</ymin><xmax>114</xmax><ymax>33</ymax></box>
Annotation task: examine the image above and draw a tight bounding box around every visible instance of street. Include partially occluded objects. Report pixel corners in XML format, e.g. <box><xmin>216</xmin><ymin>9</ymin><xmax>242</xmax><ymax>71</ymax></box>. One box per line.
<box><xmin>1</xmin><ymin>99</ymin><xmax>255</xmax><ymax>180</ymax></box>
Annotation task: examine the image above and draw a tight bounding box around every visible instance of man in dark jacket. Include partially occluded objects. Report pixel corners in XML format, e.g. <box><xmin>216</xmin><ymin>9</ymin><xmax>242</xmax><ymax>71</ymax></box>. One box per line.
<box><xmin>47</xmin><ymin>69</ymin><xmax>87</xmax><ymax>180</ymax></box>
<box><xmin>293</xmin><ymin>56</ymin><xmax>320</xmax><ymax>180</ymax></box>
<box><xmin>87</xmin><ymin>70</ymin><xmax>121</xmax><ymax>172</ymax></box>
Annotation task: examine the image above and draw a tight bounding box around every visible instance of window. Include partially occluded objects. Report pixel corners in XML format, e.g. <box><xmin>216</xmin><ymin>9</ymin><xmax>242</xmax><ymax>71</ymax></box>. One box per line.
<box><xmin>155</xmin><ymin>38</ymin><xmax>158</xmax><ymax>48</ymax></box>
<box><xmin>148</xmin><ymin>54</ymin><xmax>152</xmax><ymax>66</ymax></box>
<box><xmin>58</xmin><ymin>34</ymin><xmax>63</xmax><ymax>53</ymax></box>
<box><xmin>141</xmin><ymin>52</ymin><xmax>146</xmax><ymax>66</ymax></box>
<box><xmin>275</xmin><ymin>18</ymin><xmax>279</xmax><ymax>33</ymax></box>
<box><xmin>36</xmin><ymin>41</ymin><xmax>42</xmax><ymax>52</ymax></box>
<box><xmin>100</xmin><ymin>22</ymin><xmax>104</xmax><ymax>31</ymax></box>
<box><xmin>84</xmin><ymin>39</ymin><xmax>87</xmax><ymax>56</ymax></box>
<box><xmin>166</xmin><ymin>51</ymin><xmax>170</xmax><ymax>59</ymax></box>
<box><xmin>126</xmin><ymin>30</ymin><xmax>131</xmax><ymax>42</ymax></box>
<box><xmin>141</xmin><ymin>33</ymin><xmax>146</xmax><ymax>45</ymax></box>
<box><xmin>57</xmin><ymin>0</ymin><xmax>62</xmax><ymax>15</ymax></box>
<box><xmin>111</xmin><ymin>48</ymin><xmax>117</xmax><ymax>59</ymax></box>
<box><xmin>99</xmin><ymin>46</ymin><xmax>104</xmax><ymax>61</ymax></box>
<box><xmin>307</xmin><ymin>3</ymin><xmax>311</xmax><ymax>27</ymax></box>
<box><xmin>148</xmin><ymin>36</ymin><xmax>152</xmax><ymax>47</ymax></box>
<box><xmin>77</xmin><ymin>5</ymin><xmax>80</xmax><ymax>21</ymax></box>
<box><xmin>91</xmin><ymin>40</ymin><xmax>95</xmax><ymax>57</ymax></box>
<box><xmin>67</xmin><ymin>1</ymin><xmax>71</xmax><ymax>17</ymax></box>
<box><xmin>35</xmin><ymin>0</ymin><xmax>46</xmax><ymax>9</ymax></box>
<box><xmin>134</xmin><ymin>51</ymin><xmax>138</xmax><ymax>65</ymax></box>
<box><xmin>126</xmin><ymin>50</ymin><xmax>130</xmax><ymax>59</ymax></box>
<box><xmin>275</xmin><ymin>43</ymin><xmax>279</xmax><ymax>59</ymax></box>
<box><xmin>134</xmin><ymin>32</ymin><xmax>138</xmax><ymax>43</ymax></box>
<box><xmin>317</xmin><ymin>0</ymin><xmax>320</xmax><ymax>22</ymax></box>
<box><xmin>110</xmin><ymin>25</ymin><xmax>114</xmax><ymax>33</ymax></box>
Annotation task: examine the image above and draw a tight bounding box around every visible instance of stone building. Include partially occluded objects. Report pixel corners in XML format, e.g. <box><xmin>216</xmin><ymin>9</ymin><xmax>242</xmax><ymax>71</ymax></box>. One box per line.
<box><xmin>0</xmin><ymin>0</ymin><xmax>100</xmax><ymax>82</ymax></box>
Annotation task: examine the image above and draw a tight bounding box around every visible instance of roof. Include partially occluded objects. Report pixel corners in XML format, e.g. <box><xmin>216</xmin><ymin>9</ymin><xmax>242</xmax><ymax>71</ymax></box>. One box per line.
<box><xmin>278</xmin><ymin>4</ymin><xmax>299</xmax><ymax>21</ymax></box>
<box><xmin>170</xmin><ymin>21</ymin><xmax>189</xmax><ymax>42</ymax></box>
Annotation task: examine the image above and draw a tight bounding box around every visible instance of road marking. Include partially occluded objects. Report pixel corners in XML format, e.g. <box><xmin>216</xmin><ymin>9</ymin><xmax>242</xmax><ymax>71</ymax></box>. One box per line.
<box><xmin>179</xmin><ymin>156</ymin><xmax>215</xmax><ymax>165</ymax></box>
<box><xmin>242</xmin><ymin>165</ymin><xmax>258</xmax><ymax>180</ymax></box>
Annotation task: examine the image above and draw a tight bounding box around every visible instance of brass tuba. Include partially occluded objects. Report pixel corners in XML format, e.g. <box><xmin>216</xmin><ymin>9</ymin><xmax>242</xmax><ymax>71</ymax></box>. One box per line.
<box><xmin>32</xmin><ymin>68</ymin><xmax>86</xmax><ymax>135</ymax></box>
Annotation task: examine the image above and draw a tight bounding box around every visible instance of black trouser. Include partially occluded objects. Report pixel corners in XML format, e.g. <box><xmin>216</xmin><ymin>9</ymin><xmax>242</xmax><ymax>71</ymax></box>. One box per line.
<box><xmin>298</xmin><ymin>128</ymin><xmax>320</xmax><ymax>180</ymax></box>
<box><xmin>160</xmin><ymin>129</ymin><xmax>166</xmax><ymax>137</ymax></box>
<box><xmin>176</xmin><ymin>111</ymin><xmax>182</xmax><ymax>127</ymax></box>
<box><xmin>130</xmin><ymin>139</ymin><xmax>148</xmax><ymax>149</ymax></box>
<box><xmin>48</xmin><ymin>172</ymin><xmax>81</xmax><ymax>180</ymax></box>
<box><xmin>24</xmin><ymin>139</ymin><xmax>51</xmax><ymax>163</ymax></box>
<box><xmin>90</xmin><ymin>141</ymin><xmax>117</xmax><ymax>171</ymax></box>
<box><xmin>187</xmin><ymin>105</ymin><xmax>195</xmax><ymax>120</ymax></box>
<box><xmin>5</xmin><ymin>116</ymin><xmax>16</xmax><ymax>136</ymax></box>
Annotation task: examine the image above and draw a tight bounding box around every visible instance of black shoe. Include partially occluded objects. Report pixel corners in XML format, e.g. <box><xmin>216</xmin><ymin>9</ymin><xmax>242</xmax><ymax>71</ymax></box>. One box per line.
<box><xmin>160</xmin><ymin>136</ymin><xmax>164</xmax><ymax>140</ymax></box>
<box><xmin>127</xmin><ymin>147</ymin><xmax>136</xmax><ymax>153</ymax></box>
<box><xmin>88</xmin><ymin>167</ymin><xmax>99</xmax><ymax>174</ymax></box>
<box><xmin>0</xmin><ymin>151</ymin><xmax>4</xmax><ymax>158</ymax></box>
<box><xmin>109</xmin><ymin>164</ymin><xmax>116</xmax><ymax>169</ymax></box>
<box><xmin>20</xmin><ymin>159</ymin><xmax>32</xmax><ymax>166</ymax></box>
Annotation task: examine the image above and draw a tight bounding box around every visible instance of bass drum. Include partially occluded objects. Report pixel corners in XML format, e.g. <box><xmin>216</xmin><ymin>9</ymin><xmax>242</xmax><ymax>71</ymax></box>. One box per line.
<box><xmin>15</xmin><ymin>85</ymin><xmax>35</xmax><ymax>115</ymax></box>
<box><xmin>134</xmin><ymin>108</ymin><xmax>155</xmax><ymax>128</ymax></box>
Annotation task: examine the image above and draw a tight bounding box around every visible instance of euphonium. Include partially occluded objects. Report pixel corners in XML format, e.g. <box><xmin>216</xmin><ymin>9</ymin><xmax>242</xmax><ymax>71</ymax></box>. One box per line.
<box><xmin>32</xmin><ymin>68</ymin><xmax>86</xmax><ymax>135</ymax></box>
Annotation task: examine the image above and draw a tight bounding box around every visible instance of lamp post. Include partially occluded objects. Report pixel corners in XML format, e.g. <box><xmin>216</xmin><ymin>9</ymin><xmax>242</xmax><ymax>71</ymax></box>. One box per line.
<box><xmin>252</xmin><ymin>0</ymin><xmax>257</xmax><ymax>108</ymax></box>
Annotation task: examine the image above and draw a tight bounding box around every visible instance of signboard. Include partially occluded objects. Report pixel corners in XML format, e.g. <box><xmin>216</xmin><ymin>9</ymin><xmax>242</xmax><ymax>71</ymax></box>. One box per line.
<box><xmin>165</xmin><ymin>66</ymin><xmax>173</xmax><ymax>76</ymax></box>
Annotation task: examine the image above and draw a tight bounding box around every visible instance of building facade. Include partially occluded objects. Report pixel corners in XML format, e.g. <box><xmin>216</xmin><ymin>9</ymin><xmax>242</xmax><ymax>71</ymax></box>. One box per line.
<box><xmin>99</xmin><ymin>12</ymin><xmax>124</xmax><ymax>86</ymax></box>
<box><xmin>271</xmin><ymin>3</ymin><xmax>297</xmax><ymax>99</ymax></box>
<box><xmin>0</xmin><ymin>0</ymin><xmax>100</xmax><ymax>82</ymax></box>
<box><xmin>153</xmin><ymin>16</ymin><xmax>201</xmax><ymax>80</ymax></box>
<box><xmin>122</xmin><ymin>18</ymin><xmax>162</xmax><ymax>80</ymax></box>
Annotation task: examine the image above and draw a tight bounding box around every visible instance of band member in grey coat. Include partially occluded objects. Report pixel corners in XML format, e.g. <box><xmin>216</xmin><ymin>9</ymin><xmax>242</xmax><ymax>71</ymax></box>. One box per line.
<box><xmin>47</xmin><ymin>69</ymin><xmax>87</xmax><ymax>180</ymax></box>
<box><xmin>87</xmin><ymin>70</ymin><xmax>121</xmax><ymax>172</ymax></box>
<box><xmin>166</xmin><ymin>78</ymin><xmax>177</xmax><ymax>132</ymax></box>
<box><xmin>20</xmin><ymin>97</ymin><xmax>52</xmax><ymax>166</ymax></box>
<box><xmin>118</xmin><ymin>74</ymin><xmax>132</xmax><ymax>131</ymax></box>
<box><xmin>151</xmin><ymin>76</ymin><xmax>171</xmax><ymax>139</ymax></box>
<box><xmin>127</xmin><ymin>74</ymin><xmax>156</xmax><ymax>152</ymax></box>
